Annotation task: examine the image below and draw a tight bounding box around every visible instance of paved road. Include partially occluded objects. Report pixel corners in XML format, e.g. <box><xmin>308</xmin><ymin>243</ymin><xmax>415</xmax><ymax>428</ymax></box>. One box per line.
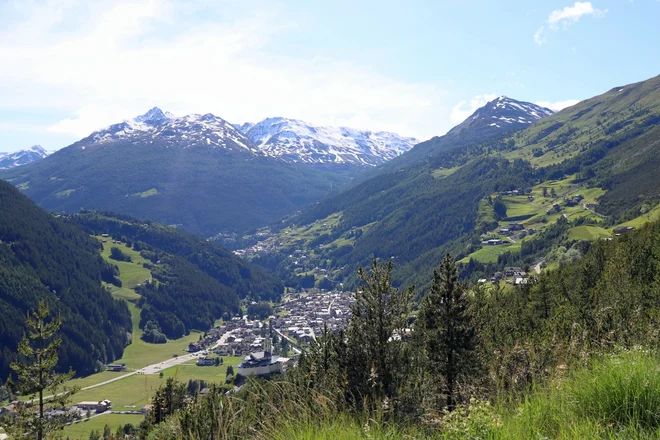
<box><xmin>136</xmin><ymin>329</ymin><xmax>239</xmax><ymax>375</ymax></box>
<box><xmin>13</xmin><ymin>331</ymin><xmax>238</xmax><ymax>408</ymax></box>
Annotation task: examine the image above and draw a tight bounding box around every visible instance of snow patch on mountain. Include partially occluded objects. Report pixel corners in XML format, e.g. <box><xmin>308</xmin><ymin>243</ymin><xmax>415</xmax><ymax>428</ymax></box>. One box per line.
<box><xmin>81</xmin><ymin>109</ymin><xmax>416</xmax><ymax>166</ymax></box>
<box><xmin>86</xmin><ymin>108</ymin><xmax>259</xmax><ymax>154</ymax></box>
<box><xmin>489</xmin><ymin>96</ymin><xmax>553</xmax><ymax>123</ymax></box>
<box><xmin>0</xmin><ymin>145</ymin><xmax>51</xmax><ymax>169</ymax></box>
<box><xmin>240</xmin><ymin>117</ymin><xmax>418</xmax><ymax>166</ymax></box>
<box><xmin>448</xmin><ymin>96</ymin><xmax>554</xmax><ymax>139</ymax></box>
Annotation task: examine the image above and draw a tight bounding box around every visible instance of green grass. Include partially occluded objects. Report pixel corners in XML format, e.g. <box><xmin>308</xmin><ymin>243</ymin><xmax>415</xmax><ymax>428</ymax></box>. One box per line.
<box><xmin>98</xmin><ymin>237</ymin><xmax>151</xmax><ymax>289</ymax></box>
<box><xmin>432</xmin><ymin>167</ymin><xmax>459</xmax><ymax>179</ymax></box>
<box><xmin>502</xmin><ymin>196</ymin><xmax>540</xmax><ymax>219</ymax></box>
<box><xmin>621</xmin><ymin>204</ymin><xmax>660</xmax><ymax>229</ymax></box>
<box><xmin>568</xmin><ymin>225</ymin><xmax>611</xmax><ymax>240</ymax></box>
<box><xmin>110</xmin><ymin>301</ymin><xmax>202</xmax><ymax>370</ymax></box>
<box><xmin>62</xmin><ymin>413</ymin><xmax>143</xmax><ymax>439</ymax></box>
<box><xmin>108</xmin><ymin>287</ymin><xmax>141</xmax><ymax>301</ymax></box>
<box><xmin>461</xmin><ymin>243</ymin><xmax>517</xmax><ymax>264</ymax></box>
<box><xmin>69</xmin><ymin>359</ymin><xmax>240</xmax><ymax>411</ymax></box>
<box><xmin>497</xmin><ymin>350</ymin><xmax>660</xmax><ymax>439</ymax></box>
<box><xmin>264</xmin><ymin>350</ymin><xmax>660</xmax><ymax>440</ymax></box>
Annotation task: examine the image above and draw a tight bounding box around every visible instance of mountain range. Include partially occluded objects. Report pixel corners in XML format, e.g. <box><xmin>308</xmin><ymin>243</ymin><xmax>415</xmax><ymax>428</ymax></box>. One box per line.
<box><xmin>0</xmin><ymin>145</ymin><xmax>50</xmax><ymax>169</ymax></box>
<box><xmin>237</xmin><ymin>117</ymin><xmax>417</xmax><ymax>166</ymax></box>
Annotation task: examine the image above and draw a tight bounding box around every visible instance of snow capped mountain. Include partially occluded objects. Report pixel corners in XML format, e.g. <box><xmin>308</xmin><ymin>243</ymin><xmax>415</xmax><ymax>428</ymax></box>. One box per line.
<box><xmin>0</xmin><ymin>145</ymin><xmax>51</xmax><ymax>169</ymax></box>
<box><xmin>239</xmin><ymin>117</ymin><xmax>418</xmax><ymax>166</ymax></box>
<box><xmin>447</xmin><ymin>96</ymin><xmax>554</xmax><ymax>139</ymax></box>
<box><xmin>83</xmin><ymin>107</ymin><xmax>259</xmax><ymax>154</ymax></box>
<box><xmin>78</xmin><ymin>108</ymin><xmax>416</xmax><ymax>167</ymax></box>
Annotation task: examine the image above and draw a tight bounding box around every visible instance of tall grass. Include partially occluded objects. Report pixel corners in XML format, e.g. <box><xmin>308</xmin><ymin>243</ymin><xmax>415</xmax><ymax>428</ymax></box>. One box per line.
<box><xmin>498</xmin><ymin>349</ymin><xmax>660</xmax><ymax>439</ymax></box>
<box><xmin>148</xmin><ymin>350</ymin><xmax>660</xmax><ymax>439</ymax></box>
<box><xmin>568</xmin><ymin>350</ymin><xmax>660</xmax><ymax>431</ymax></box>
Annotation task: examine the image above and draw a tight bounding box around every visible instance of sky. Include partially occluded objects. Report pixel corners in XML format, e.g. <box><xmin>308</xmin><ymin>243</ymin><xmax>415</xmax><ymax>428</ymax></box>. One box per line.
<box><xmin>0</xmin><ymin>0</ymin><xmax>659</xmax><ymax>152</ymax></box>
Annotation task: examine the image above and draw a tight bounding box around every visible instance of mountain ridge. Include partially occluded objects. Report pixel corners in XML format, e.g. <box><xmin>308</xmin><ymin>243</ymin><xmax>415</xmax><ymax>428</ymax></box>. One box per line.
<box><xmin>0</xmin><ymin>145</ymin><xmax>50</xmax><ymax>169</ymax></box>
<box><xmin>239</xmin><ymin>117</ymin><xmax>418</xmax><ymax>166</ymax></box>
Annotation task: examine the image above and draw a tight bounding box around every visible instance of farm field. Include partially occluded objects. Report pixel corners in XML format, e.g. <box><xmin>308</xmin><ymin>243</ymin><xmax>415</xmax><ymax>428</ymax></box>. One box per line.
<box><xmin>568</xmin><ymin>226</ymin><xmax>611</xmax><ymax>241</ymax></box>
<box><xmin>460</xmin><ymin>242</ymin><xmax>517</xmax><ymax>264</ymax></box>
<box><xmin>69</xmin><ymin>358</ymin><xmax>241</xmax><ymax>411</ymax></box>
<box><xmin>431</xmin><ymin>166</ymin><xmax>459</xmax><ymax>179</ymax></box>
<box><xmin>62</xmin><ymin>413</ymin><xmax>143</xmax><ymax>439</ymax></box>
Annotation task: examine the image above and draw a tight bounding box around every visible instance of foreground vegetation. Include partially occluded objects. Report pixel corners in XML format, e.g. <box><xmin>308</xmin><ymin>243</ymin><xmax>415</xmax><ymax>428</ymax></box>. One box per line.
<box><xmin>5</xmin><ymin>219</ymin><xmax>660</xmax><ymax>438</ymax></box>
<box><xmin>121</xmin><ymin>220</ymin><xmax>660</xmax><ymax>439</ymax></box>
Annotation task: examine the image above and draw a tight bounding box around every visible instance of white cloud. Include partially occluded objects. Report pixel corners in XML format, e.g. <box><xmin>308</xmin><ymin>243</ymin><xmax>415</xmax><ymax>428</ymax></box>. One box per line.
<box><xmin>534</xmin><ymin>2</ymin><xmax>607</xmax><ymax>45</ymax></box>
<box><xmin>535</xmin><ymin>99</ymin><xmax>580</xmax><ymax>112</ymax></box>
<box><xmin>450</xmin><ymin>94</ymin><xmax>497</xmax><ymax>125</ymax></box>
<box><xmin>534</xmin><ymin>26</ymin><xmax>547</xmax><ymax>46</ymax></box>
<box><xmin>547</xmin><ymin>1</ymin><xmax>606</xmax><ymax>28</ymax></box>
<box><xmin>0</xmin><ymin>0</ymin><xmax>450</xmax><ymax>142</ymax></box>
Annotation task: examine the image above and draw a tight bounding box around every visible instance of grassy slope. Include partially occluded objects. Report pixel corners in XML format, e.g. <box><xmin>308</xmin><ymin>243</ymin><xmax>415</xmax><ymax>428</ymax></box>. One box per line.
<box><xmin>505</xmin><ymin>75</ymin><xmax>660</xmax><ymax>167</ymax></box>
<box><xmin>273</xmin><ymin>351</ymin><xmax>660</xmax><ymax>439</ymax></box>
<box><xmin>62</xmin><ymin>237</ymin><xmax>232</xmax><ymax>438</ymax></box>
<box><xmin>62</xmin><ymin>414</ymin><xmax>144</xmax><ymax>440</ymax></box>
<box><xmin>97</xmin><ymin>237</ymin><xmax>202</xmax><ymax>369</ymax></box>
<box><xmin>568</xmin><ymin>225</ymin><xmax>610</xmax><ymax>240</ymax></box>
<box><xmin>462</xmin><ymin>176</ymin><xmax>605</xmax><ymax>263</ymax></box>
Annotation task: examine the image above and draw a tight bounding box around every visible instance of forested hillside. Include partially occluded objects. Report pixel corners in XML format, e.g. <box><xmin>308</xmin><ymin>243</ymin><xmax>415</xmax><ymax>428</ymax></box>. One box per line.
<box><xmin>0</xmin><ymin>181</ymin><xmax>131</xmax><ymax>380</ymax></box>
<box><xmin>0</xmin><ymin>136</ymin><xmax>356</xmax><ymax>237</ymax></box>
<box><xmin>246</xmin><ymin>75</ymin><xmax>660</xmax><ymax>289</ymax></box>
<box><xmin>68</xmin><ymin>211</ymin><xmax>283</xmax><ymax>338</ymax></box>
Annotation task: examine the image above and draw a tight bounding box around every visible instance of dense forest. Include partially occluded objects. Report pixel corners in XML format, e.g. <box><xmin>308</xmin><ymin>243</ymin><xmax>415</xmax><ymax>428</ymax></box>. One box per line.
<box><xmin>0</xmin><ymin>181</ymin><xmax>132</xmax><ymax>380</ymax></box>
<box><xmin>69</xmin><ymin>211</ymin><xmax>283</xmax><ymax>301</ymax></box>
<box><xmin>68</xmin><ymin>211</ymin><xmax>283</xmax><ymax>336</ymax></box>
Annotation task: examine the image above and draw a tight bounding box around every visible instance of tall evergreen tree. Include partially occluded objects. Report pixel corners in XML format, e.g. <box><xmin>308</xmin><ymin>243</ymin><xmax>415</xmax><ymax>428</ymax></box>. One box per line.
<box><xmin>0</xmin><ymin>300</ymin><xmax>77</xmax><ymax>440</ymax></box>
<box><xmin>346</xmin><ymin>260</ymin><xmax>413</xmax><ymax>404</ymax></box>
<box><xmin>417</xmin><ymin>254</ymin><xmax>477</xmax><ymax>410</ymax></box>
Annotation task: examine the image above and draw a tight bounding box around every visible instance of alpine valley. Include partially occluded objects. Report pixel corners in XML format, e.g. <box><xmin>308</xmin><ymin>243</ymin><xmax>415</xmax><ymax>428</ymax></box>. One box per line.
<box><xmin>0</xmin><ymin>109</ymin><xmax>415</xmax><ymax>237</ymax></box>
<box><xmin>236</xmin><ymin>75</ymin><xmax>660</xmax><ymax>290</ymax></box>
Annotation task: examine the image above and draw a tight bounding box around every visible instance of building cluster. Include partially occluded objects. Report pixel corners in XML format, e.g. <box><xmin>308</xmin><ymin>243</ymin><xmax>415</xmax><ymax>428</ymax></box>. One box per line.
<box><xmin>1</xmin><ymin>398</ymin><xmax>114</xmax><ymax>426</ymax></box>
<box><xmin>479</xmin><ymin>266</ymin><xmax>531</xmax><ymax>286</ymax></box>
<box><xmin>499</xmin><ymin>188</ymin><xmax>533</xmax><ymax>196</ymax></box>
<box><xmin>188</xmin><ymin>318</ymin><xmax>268</xmax><ymax>358</ymax></box>
<box><xmin>271</xmin><ymin>290</ymin><xmax>354</xmax><ymax>341</ymax></box>
<box><xmin>481</xmin><ymin>222</ymin><xmax>537</xmax><ymax>246</ymax></box>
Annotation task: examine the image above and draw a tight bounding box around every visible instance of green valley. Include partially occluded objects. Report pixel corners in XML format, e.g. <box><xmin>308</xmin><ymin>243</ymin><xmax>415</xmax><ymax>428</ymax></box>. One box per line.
<box><xmin>238</xmin><ymin>75</ymin><xmax>660</xmax><ymax>291</ymax></box>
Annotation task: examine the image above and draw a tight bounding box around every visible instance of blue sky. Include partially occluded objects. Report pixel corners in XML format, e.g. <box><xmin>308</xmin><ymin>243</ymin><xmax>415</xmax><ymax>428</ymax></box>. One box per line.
<box><xmin>0</xmin><ymin>0</ymin><xmax>658</xmax><ymax>152</ymax></box>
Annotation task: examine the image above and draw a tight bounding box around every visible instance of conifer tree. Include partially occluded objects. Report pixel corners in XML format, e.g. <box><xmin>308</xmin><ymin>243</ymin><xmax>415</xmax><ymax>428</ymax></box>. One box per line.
<box><xmin>347</xmin><ymin>260</ymin><xmax>413</xmax><ymax>404</ymax></box>
<box><xmin>417</xmin><ymin>254</ymin><xmax>476</xmax><ymax>410</ymax></box>
<box><xmin>0</xmin><ymin>300</ymin><xmax>77</xmax><ymax>439</ymax></box>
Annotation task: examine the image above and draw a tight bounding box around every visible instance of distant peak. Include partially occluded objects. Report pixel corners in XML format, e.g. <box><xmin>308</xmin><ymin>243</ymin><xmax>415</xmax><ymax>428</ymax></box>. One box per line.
<box><xmin>134</xmin><ymin>107</ymin><xmax>173</xmax><ymax>123</ymax></box>
<box><xmin>29</xmin><ymin>145</ymin><xmax>46</xmax><ymax>153</ymax></box>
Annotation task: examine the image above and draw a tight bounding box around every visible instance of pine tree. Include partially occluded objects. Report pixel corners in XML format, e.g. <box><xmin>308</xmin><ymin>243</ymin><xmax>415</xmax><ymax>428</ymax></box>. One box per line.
<box><xmin>0</xmin><ymin>300</ymin><xmax>77</xmax><ymax>439</ymax></box>
<box><xmin>103</xmin><ymin>423</ymin><xmax>112</xmax><ymax>440</ymax></box>
<box><xmin>347</xmin><ymin>260</ymin><xmax>413</xmax><ymax>404</ymax></box>
<box><xmin>417</xmin><ymin>254</ymin><xmax>477</xmax><ymax>410</ymax></box>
